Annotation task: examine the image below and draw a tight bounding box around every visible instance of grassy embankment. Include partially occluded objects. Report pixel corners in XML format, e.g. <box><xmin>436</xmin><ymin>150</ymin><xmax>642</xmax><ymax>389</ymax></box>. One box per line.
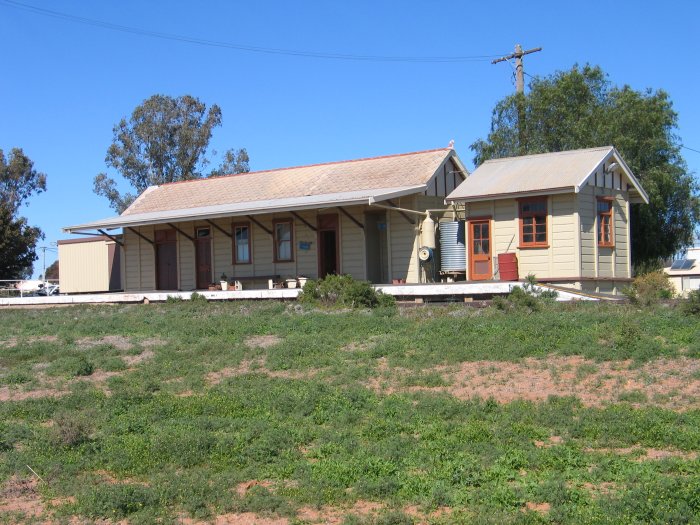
<box><xmin>1</xmin><ymin>300</ymin><xmax>700</xmax><ymax>524</ymax></box>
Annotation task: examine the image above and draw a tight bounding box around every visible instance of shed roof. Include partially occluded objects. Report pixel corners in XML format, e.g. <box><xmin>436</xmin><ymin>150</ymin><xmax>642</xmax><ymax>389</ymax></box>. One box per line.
<box><xmin>65</xmin><ymin>148</ymin><xmax>465</xmax><ymax>233</ymax></box>
<box><xmin>445</xmin><ymin>146</ymin><xmax>648</xmax><ymax>204</ymax></box>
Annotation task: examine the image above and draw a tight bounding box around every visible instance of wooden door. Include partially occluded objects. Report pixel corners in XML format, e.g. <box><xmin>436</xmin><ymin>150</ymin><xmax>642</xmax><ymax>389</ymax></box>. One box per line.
<box><xmin>469</xmin><ymin>220</ymin><xmax>492</xmax><ymax>281</ymax></box>
<box><xmin>155</xmin><ymin>229</ymin><xmax>178</xmax><ymax>290</ymax></box>
<box><xmin>195</xmin><ymin>228</ymin><xmax>212</xmax><ymax>289</ymax></box>
<box><xmin>317</xmin><ymin>214</ymin><xmax>339</xmax><ymax>278</ymax></box>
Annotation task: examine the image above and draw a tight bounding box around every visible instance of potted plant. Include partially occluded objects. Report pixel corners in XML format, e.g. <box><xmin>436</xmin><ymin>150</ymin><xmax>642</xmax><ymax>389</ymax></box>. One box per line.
<box><xmin>220</xmin><ymin>273</ymin><xmax>229</xmax><ymax>291</ymax></box>
<box><xmin>297</xmin><ymin>275</ymin><xmax>309</xmax><ymax>288</ymax></box>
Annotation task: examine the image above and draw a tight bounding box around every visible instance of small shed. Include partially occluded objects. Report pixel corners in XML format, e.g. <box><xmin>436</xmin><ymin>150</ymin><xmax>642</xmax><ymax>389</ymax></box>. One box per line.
<box><xmin>445</xmin><ymin>147</ymin><xmax>649</xmax><ymax>295</ymax></box>
<box><xmin>58</xmin><ymin>236</ymin><xmax>123</xmax><ymax>293</ymax></box>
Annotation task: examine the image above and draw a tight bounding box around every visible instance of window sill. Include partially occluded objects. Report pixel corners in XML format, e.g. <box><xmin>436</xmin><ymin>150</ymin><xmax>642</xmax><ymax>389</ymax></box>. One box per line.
<box><xmin>598</xmin><ymin>244</ymin><xmax>615</xmax><ymax>249</ymax></box>
<box><xmin>518</xmin><ymin>244</ymin><xmax>549</xmax><ymax>250</ymax></box>
<box><xmin>233</xmin><ymin>261</ymin><xmax>252</xmax><ymax>265</ymax></box>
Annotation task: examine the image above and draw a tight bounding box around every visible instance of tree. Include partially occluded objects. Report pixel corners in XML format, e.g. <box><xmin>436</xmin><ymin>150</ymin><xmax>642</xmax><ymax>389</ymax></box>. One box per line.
<box><xmin>44</xmin><ymin>259</ymin><xmax>59</xmax><ymax>280</ymax></box>
<box><xmin>0</xmin><ymin>205</ymin><xmax>43</xmax><ymax>279</ymax></box>
<box><xmin>0</xmin><ymin>148</ymin><xmax>46</xmax><ymax>279</ymax></box>
<box><xmin>209</xmin><ymin>148</ymin><xmax>250</xmax><ymax>178</ymax></box>
<box><xmin>94</xmin><ymin>94</ymin><xmax>249</xmax><ymax>213</ymax></box>
<box><xmin>1</xmin><ymin>148</ymin><xmax>47</xmax><ymax>213</ymax></box>
<box><xmin>471</xmin><ymin>64</ymin><xmax>700</xmax><ymax>268</ymax></box>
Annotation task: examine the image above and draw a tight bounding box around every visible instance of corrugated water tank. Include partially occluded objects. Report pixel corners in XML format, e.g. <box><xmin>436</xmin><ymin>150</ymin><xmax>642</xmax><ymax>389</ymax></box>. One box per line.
<box><xmin>439</xmin><ymin>221</ymin><xmax>466</xmax><ymax>272</ymax></box>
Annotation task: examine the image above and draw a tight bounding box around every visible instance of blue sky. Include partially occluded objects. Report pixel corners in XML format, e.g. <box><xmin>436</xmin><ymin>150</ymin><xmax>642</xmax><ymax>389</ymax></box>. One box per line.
<box><xmin>1</xmin><ymin>0</ymin><xmax>698</xmax><ymax>276</ymax></box>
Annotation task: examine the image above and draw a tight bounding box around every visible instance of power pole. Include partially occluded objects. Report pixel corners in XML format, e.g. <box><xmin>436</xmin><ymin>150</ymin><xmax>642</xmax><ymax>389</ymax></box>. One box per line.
<box><xmin>492</xmin><ymin>44</ymin><xmax>542</xmax><ymax>154</ymax></box>
<box><xmin>492</xmin><ymin>44</ymin><xmax>542</xmax><ymax>93</ymax></box>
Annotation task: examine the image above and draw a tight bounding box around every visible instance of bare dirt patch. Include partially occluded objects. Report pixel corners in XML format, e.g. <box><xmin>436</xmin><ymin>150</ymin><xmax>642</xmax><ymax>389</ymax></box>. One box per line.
<box><xmin>77</xmin><ymin>335</ymin><xmax>133</xmax><ymax>350</ymax></box>
<box><xmin>0</xmin><ymin>335</ymin><xmax>57</xmax><ymax>348</ymax></box>
<box><xmin>181</xmin><ymin>513</ymin><xmax>288</xmax><ymax>525</ymax></box>
<box><xmin>523</xmin><ymin>501</ymin><xmax>551</xmax><ymax>514</ymax></box>
<box><xmin>584</xmin><ymin>445</ymin><xmax>698</xmax><ymax>461</ymax></box>
<box><xmin>0</xmin><ymin>475</ymin><xmax>44</xmax><ymax>518</ymax></box>
<box><xmin>207</xmin><ymin>359</ymin><xmax>321</xmax><ymax>385</ymax></box>
<box><xmin>235</xmin><ymin>479</ymin><xmax>275</xmax><ymax>498</ymax></box>
<box><xmin>122</xmin><ymin>349</ymin><xmax>155</xmax><ymax>366</ymax></box>
<box><xmin>0</xmin><ymin>385</ymin><xmax>65</xmax><ymax>402</ymax></box>
<box><xmin>244</xmin><ymin>335</ymin><xmax>282</xmax><ymax>349</ymax></box>
<box><xmin>367</xmin><ymin>356</ymin><xmax>700</xmax><ymax>410</ymax></box>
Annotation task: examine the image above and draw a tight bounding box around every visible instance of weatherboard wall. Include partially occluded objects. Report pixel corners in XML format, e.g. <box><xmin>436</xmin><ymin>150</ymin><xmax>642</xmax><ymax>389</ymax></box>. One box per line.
<box><xmin>120</xmin><ymin>202</ymin><xmax>431</xmax><ymax>291</ymax></box>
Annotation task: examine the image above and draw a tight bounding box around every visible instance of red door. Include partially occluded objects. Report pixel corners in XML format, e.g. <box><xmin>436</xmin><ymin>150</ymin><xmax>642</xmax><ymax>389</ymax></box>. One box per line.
<box><xmin>317</xmin><ymin>214</ymin><xmax>339</xmax><ymax>278</ymax></box>
<box><xmin>469</xmin><ymin>220</ymin><xmax>492</xmax><ymax>281</ymax></box>
<box><xmin>155</xmin><ymin>229</ymin><xmax>178</xmax><ymax>290</ymax></box>
<box><xmin>195</xmin><ymin>228</ymin><xmax>212</xmax><ymax>289</ymax></box>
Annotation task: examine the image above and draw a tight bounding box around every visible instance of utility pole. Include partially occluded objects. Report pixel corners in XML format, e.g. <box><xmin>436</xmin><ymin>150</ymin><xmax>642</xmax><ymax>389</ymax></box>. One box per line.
<box><xmin>492</xmin><ymin>44</ymin><xmax>542</xmax><ymax>154</ymax></box>
<box><xmin>492</xmin><ymin>44</ymin><xmax>542</xmax><ymax>93</ymax></box>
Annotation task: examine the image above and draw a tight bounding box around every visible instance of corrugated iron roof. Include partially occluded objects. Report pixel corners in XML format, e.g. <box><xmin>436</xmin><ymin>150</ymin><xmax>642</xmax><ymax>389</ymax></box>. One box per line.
<box><xmin>123</xmin><ymin>147</ymin><xmax>455</xmax><ymax>216</ymax></box>
<box><xmin>64</xmin><ymin>148</ymin><xmax>463</xmax><ymax>232</ymax></box>
<box><xmin>63</xmin><ymin>185</ymin><xmax>426</xmax><ymax>232</ymax></box>
<box><xmin>445</xmin><ymin>146</ymin><xmax>648</xmax><ymax>203</ymax></box>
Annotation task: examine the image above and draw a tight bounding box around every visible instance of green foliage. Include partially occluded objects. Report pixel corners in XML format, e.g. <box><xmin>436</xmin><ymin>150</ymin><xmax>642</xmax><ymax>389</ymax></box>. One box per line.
<box><xmin>0</xmin><ymin>147</ymin><xmax>47</xmax><ymax>213</ymax></box>
<box><xmin>681</xmin><ymin>289</ymin><xmax>700</xmax><ymax>316</ymax></box>
<box><xmin>624</xmin><ymin>271</ymin><xmax>674</xmax><ymax>306</ymax></box>
<box><xmin>0</xmin><ymin>148</ymin><xmax>46</xmax><ymax>279</ymax></box>
<box><xmin>209</xmin><ymin>148</ymin><xmax>250</xmax><ymax>177</ymax></box>
<box><xmin>93</xmin><ymin>94</ymin><xmax>249</xmax><ymax>213</ymax></box>
<box><xmin>494</xmin><ymin>274</ymin><xmax>558</xmax><ymax>312</ymax></box>
<box><xmin>300</xmin><ymin>274</ymin><xmax>396</xmax><ymax>309</ymax></box>
<box><xmin>190</xmin><ymin>291</ymin><xmax>208</xmax><ymax>303</ymax></box>
<box><xmin>1</xmin><ymin>302</ymin><xmax>700</xmax><ymax>522</ymax></box>
<box><xmin>471</xmin><ymin>64</ymin><xmax>700</xmax><ymax>267</ymax></box>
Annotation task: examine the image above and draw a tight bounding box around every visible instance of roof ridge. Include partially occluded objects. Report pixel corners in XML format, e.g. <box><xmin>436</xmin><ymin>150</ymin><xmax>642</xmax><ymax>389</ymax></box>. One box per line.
<box><xmin>158</xmin><ymin>147</ymin><xmax>452</xmax><ymax>188</ymax></box>
<box><xmin>483</xmin><ymin>146</ymin><xmax>613</xmax><ymax>164</ymax></box>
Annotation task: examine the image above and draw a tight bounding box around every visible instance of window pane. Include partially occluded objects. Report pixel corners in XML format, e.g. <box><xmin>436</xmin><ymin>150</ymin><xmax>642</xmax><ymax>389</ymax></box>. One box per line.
<box><xmin>276</xmin><ymin>222</ymin><xmax>292</xmax><ymax>260</ymax></box>
<box><xmin>535</xmin><ymin>233</ymin><xmax>546</xmax><ymax>243</ymax></box>
<box><xmin>276</xmin><ymin>223</ymin><xmax>291</xmax><ymax>241</ymax></box>
<box><xmin>535</xmin><ymin>224</ymin><xmax>546</xmax><ymax>235</ymax></box>
<box><xmin>522</xmin><ymin>201</ymin><xmax>546</xmax><ymax>213</ymax></box>
<box><xmin>597</xmin><ymin>201</ymin><xmax>612</xmax><ymax>213</ymax></box>
<box><xmin>523</xmin><ymin>233</ymin><xmax>533</xmax><ymax>243</ymax></box>
<box><xmin>482</xmin><ymin>240</ymin><xmax>489</xmax><ymax>254</ymax></box>
<box><xmin>523</xmin><ymin>223</ymin><xmax>533</xmax><ymax>235</ymax></box>
<box><xmin>279</xmin><ymin>240</ymin><xmax>291</xmax><ymax>260</ymax></box>
<box><xmin>237</xmin><ymin>244</ymin><xmax>249</xmax><ymax>262</ymax></box>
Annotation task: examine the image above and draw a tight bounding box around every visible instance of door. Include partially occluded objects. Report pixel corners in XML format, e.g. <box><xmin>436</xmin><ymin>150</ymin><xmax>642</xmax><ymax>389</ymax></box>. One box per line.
<box><xmin>469</xmin><ymin>220</ymin><xmax>492</xmax><ymax>280</ymax></box>
<box><xmin>317</xmin><ymin>214</ymin><xmax>339</xmax><ymax>278</ymax></box>
<box><xmin>365</xmin><ymin>212</ymin><xmax>388</xmax><ymax>283</ymax></box>
<box><xmin>155</xmin><ymin>229</ymin><xmax>178</xmax><ymax>290</ymax></box>
<box><xmin>195</xmin><ymin>228</ymin><xmax>212</xmax><ymax>289</ymax></box>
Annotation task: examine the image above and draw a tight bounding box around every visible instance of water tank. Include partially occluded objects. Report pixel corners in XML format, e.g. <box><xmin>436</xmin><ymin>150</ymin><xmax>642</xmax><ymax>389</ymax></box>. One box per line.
<box><xmin>439</xmin><ymin>221</ymin><xmax>466</xmax><ymax>272</ymax></box>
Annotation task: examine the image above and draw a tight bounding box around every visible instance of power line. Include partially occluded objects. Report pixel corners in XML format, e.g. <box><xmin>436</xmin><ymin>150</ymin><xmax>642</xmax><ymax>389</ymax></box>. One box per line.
<box><xmin>682</xmin><ymin>145</ymin><xmax>700</xmax><ymax>154</ymax></box>
<box><xmin>0</xmin><ymin>0</ymin><xmax>504</xmax><ymax>63</ymax></box>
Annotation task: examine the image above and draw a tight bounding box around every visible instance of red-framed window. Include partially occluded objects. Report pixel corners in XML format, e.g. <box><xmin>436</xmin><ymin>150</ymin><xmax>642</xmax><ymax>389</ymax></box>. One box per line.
<box><xmin>518</xmin><ymin>197</ymin><xmax>548</xmax><ymax>248</ymax></box>
<box><xmin>597</xmin><ymin>198</ymin><xmax>614</xmax><ymax>247</ymax></box>
<box><xmin>232</xmin><ymin>222</ymin><xmax>252</xmax><ymax>264</ymax></box>
<box><xmin>273</xmin><ymin>219</ymin><xmax>294</xmax><ymax>262</ymax></box>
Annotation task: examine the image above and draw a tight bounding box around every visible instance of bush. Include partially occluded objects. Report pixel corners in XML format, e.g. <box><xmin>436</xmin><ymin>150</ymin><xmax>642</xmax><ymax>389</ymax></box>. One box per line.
<box><xmin>624</xmin><ymin>271</ymin><xmax>674</xmax><ymax>306</ymax></box>
<box><xmin>52</xmin><ymin>412</ymin><xmax>92</xmax><ymax>447</ymax></box>
<box><xmin>299</xmin><ymin>274</ymin><xmax>395</xmax><ymax>309</ymax></box>
<box><xmin>681</xmin><ymin>289</ymin><xmax>700</xmax><ymax>315</ymax></box>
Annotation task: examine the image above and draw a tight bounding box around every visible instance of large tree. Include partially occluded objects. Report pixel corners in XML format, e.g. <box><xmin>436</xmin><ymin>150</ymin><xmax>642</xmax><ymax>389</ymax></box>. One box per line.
<box><xmin>0</xmin><ymin>148</ymin><xmax>46</xmax><ymax>279</ymax></box>
<box><xmin>94</xmin><ymin>94</ymin><xmax>249</xmax><ymax>213</ymax></box>
<box><xmin>471</xmin><ymin>64</ymin><xmax>700</xmax><ymax>268</ymax></box>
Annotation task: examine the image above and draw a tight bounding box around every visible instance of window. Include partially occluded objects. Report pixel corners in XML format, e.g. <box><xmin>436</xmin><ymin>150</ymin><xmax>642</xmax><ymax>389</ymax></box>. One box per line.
<box><xmin>196</xmin><ymin>227</ymin><xmax>210</xmax><ymax>238</ymax></box>
<box><xmin>233</xmin><ymin>222</ymin><xmax>251</xmax><ymax>264</ymax></box>
<box><xmin>597</xmin><ymin>198</ymin><xmax>614</xmax><ymax>247</ymax></box>
<box><xmin>273</xmin><ymin>220</ymin><xmax>293</xmax><ymax>262</ymax></box>
<box><xmin>518</xmin><ymin>198</ymin><xmax>548</xmax><ymax>247</ymax></box>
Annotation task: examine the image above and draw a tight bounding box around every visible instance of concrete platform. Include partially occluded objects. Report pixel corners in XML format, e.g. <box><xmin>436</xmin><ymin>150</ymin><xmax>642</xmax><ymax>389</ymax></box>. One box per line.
<box><xmin>0</xmin><ymin>281</ymin><xmax>598</xmax><ymax>307</ymax></box>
